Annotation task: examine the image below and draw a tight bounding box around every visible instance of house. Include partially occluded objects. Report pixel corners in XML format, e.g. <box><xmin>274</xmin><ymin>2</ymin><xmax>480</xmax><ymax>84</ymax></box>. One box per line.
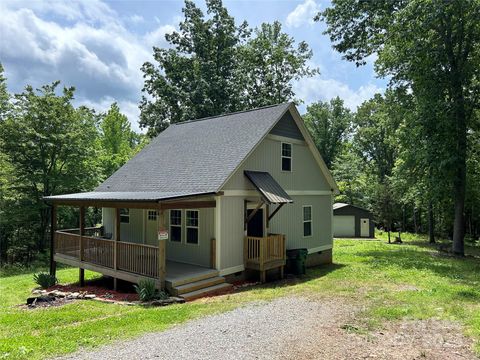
<box><xmin>333</xmin><ymin>203</ymin><xmax>375</xmax><ymax>238</ymax></box>
<box><xmin>45</xmin><ymin>103</ymin><xmax>338</xmax><ymax>300</ymax></box>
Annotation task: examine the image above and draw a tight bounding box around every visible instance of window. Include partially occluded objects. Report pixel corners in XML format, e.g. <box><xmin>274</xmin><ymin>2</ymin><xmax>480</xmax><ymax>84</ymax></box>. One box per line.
<box><xmin>170</xmin><ymin>210</ymin><xmax>182</xmax><ymax>242</ymax></box>
<box><xmin>186</xmin><ymin>210</ymin><xmax>199</xmax><ymax>245</ymax></box>
<box><xmin>303</xmin><ymin>206</ymin><xmax>312</xmax><ymax>237</ymax></box>
<box><xmin>147</xmin><ymin>210</ymin><xmax>157</xmax><ymax>221</ymax></box>
<box><xmin>281</xmin><ymin>142</ymin><xmax>292</xmax><ymax>171</ymax></box>
<box><xmin>120</xmin><ymin>208</ymin><xmax>129</xmax><ymax>223</ymax></box>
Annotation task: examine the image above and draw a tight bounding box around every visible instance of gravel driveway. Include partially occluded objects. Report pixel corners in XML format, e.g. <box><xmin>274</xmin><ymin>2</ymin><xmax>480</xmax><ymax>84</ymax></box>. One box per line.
<box><xmin>59</xmin><ymin>296</ymin><xmax>476</xmax><ymax>360</ymax></box>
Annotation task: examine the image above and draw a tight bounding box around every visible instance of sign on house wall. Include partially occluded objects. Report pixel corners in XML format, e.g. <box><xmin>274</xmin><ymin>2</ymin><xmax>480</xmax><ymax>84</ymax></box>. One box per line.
<box><xmin>158</xmin><ymin>229</ymin><xmax>168</xmax><ymax>241</ymax></box>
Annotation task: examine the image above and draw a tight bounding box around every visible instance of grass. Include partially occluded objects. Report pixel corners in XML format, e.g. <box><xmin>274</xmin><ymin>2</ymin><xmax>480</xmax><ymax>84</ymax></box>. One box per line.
<box><xmin>1</xmin><ymin>233</ymin><xmax>480</xmax><ymax>359</ymax></box>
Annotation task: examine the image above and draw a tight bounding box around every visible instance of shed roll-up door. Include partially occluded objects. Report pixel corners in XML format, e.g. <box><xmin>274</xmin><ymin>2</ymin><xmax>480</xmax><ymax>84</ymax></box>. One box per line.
<box><xmin>333</xmin><ymin>215</ymin><xmax>355</xmax><ymax>237</ymax></box>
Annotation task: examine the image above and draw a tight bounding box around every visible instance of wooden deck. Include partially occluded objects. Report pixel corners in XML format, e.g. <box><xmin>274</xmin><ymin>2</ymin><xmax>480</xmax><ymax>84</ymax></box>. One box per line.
<box><xmin>244</xmin><ymin>234</ymin><xmax>286</xmax><ymax>282</ymax></box>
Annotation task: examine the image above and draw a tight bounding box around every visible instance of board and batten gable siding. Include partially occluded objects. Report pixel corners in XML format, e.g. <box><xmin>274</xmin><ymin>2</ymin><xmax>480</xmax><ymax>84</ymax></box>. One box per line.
<box><xmin>269</xmin><ymin>111</ymin><xmax>304</xmax><ymax>140</ymax></box>
<box><xmin>101</xmin><ymin>207</ymin><xmax>214</xmax><ymax>267</ymax></box>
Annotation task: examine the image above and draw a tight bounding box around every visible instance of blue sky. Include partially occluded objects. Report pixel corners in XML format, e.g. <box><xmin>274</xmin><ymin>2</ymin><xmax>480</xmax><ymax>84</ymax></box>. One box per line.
<box><xmin>0</xmin><ymin>0</ymin><xmax>385</xmax><ymax>131</ymax></box>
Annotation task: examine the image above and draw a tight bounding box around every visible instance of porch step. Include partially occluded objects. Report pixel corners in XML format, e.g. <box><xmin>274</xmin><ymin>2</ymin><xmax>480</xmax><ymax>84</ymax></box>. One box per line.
<box><xmin>166</xmin><ymin>268</ymin><xmax>220</xmax><ymax>288</ymax></box>
<box><xmin>173</xmin><ymin>276</ymin><xmax>226</xmax><ymax>296</ymax></box>
<box><xmin>180</xmin><ymin>282</ymin><xmax>233</xmax><ymax>301</ymax></box>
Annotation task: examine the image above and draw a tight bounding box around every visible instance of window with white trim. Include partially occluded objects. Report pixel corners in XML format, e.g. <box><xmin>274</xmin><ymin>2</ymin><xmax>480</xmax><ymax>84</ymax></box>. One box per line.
<box><xmin>303</xmin><ymin>206</ymin><xmax>312</xmax><ymax>237</ymax></box>
<box><xmin>120</xmin><ymin>208</ymin><xmax>130</xmax><ymax>223</ymax></box>
<box><xmin>281</xmin><ymin>142</ymin><xmax>292</xmax><ymax>171</ymax></box>
<box><xmin>147</xmin><ymin>210</ymin><xmax>157</xmax><ymax>221</ymax></box>
<box><xmin>170</xmin><ymin>210</ymin><xmax>182</xmax><ymax>242</ymax></box>
<box><xmin>186</xmin><ymin>210</ymin><xmax>199</xmax><ymax>244</ymax></box>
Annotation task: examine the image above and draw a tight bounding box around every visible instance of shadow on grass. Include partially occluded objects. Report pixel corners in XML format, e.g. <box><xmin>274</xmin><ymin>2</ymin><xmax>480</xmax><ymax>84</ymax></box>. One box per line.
<box><xmin>234</xmin><ymin>263</ymin><xmax>346</xmax><ymax>293</ymax></box>
<box><xmin>354</xmin><ymin>243</ymin><xmax>480</xmax><ymax>284</ymax></box>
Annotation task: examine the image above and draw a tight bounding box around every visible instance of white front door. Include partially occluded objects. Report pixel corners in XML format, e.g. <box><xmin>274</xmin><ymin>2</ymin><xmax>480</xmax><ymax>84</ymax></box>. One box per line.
<box><xmin>360</xmin><ymin>218</ymin><xmax>370</xmax><ymax>237</ymax></box>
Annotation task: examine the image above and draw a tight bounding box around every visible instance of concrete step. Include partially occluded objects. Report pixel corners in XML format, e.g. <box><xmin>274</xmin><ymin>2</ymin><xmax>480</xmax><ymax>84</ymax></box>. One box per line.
<box><xmin>181</xmin><ymin>282</ymin><xmax>233</xmax><ymax>301</ymax></box>
<box><xmin>173</xmin><ymin>276</ymin><xmax>226</xmax><ymax>296</ymax></box>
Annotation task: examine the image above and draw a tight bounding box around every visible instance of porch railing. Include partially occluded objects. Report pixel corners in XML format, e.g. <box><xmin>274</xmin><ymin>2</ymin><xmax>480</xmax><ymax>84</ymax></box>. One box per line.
<box><xmin>244</xmin><ymin>234</ymin><xmax>286</xmax><ymax>268</ymax></box>
<box><xmin>54</xmin><ymin>229</ymin><xmax>162</xmax><ymax>280</ymax></box>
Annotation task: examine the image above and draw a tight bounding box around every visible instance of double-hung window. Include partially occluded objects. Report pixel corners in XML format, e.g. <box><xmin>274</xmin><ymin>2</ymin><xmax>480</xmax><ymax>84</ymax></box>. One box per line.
<box><xmin>170</xmin><ymin>210</ymin><xmax>182</xmax><ymax>242</ymax></box>
<box><xmin>186</xmin><ymin>210</ymin><xmax>199</xmax><ymax>245</ymax></box>
<box><xmin>281</xmin><ymin>142</ymin><xmax>292</xmax><ymax>171</ymax></box>
<box><xmin>147</xmin><ymin>210</ymin><xmax>157</xmax><ymax>221</ymax></box>
<box><xmin>303</xmin><ymin>206</ymin><xmax>312</xmax><ymax>237</ymax></box>
<box><xmin>120</xmin><ymin>208</ymin><xmax>130</xmax><ymax>223</ymax></box>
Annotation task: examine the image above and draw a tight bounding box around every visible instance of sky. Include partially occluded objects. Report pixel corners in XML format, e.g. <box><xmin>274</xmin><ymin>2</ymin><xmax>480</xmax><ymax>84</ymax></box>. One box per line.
<box><xmin>0</xmin><ymin>0</ymin><xmax>386</xmax><ymax>132</ymax></box>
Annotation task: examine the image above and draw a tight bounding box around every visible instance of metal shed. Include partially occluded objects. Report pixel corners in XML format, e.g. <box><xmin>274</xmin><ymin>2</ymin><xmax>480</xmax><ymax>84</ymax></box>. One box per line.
<box><xmin>333</xmin><ymin>203</ymin><xmax>375</xmax><ymax>238</ymax></box>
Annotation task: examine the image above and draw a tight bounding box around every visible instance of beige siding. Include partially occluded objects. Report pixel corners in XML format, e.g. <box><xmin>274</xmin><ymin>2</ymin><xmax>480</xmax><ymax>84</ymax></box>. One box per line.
<box><xmin>165</xmin><ymin>208</ymin><xmax>215</xmax><ymax>267</ymax></box>
<box><xmin>101</xmin><ymin>207</ymin><xmax>144</xmax><ymax>242</ymax></box>
<box><xmin>102</xmin><ymin>208</ymin><xmax>115</xmax><ymax>237</ymax></box>
<box><xmin>223</xmin><ymin>136</ymin><xmax>330</xmax><ymax>191</ymax></box>
<box><xmin>218</xmin><ymin>196</ymin><xmax>245</xmax><ymax>271</ymax></box>
<box><xmin>269</xmin><ymin>195</ymin><xmax>332</xmax><ymax>250</ymax></box>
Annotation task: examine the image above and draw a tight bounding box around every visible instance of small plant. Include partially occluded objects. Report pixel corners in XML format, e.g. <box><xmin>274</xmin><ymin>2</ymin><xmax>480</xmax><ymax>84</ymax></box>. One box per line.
<box><xmin>33</xmin><ymin>272</ymin><xmax>57</xmax><ymax>289</ymax></box>
<box><xmin>134</xmin><ymin>278</ymin><xmax>161</xmax><ymax>302</ymax></box>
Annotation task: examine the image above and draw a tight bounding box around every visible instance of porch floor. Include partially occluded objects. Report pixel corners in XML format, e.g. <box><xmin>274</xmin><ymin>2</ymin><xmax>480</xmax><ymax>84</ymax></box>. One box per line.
<box><xmin>165</xmin><ymin>261</ymin><xmax>218</xmax><ymax>287</ymax></box>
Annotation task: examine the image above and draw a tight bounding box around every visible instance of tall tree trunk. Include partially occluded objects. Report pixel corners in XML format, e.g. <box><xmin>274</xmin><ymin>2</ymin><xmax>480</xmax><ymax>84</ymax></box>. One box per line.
<box><xmin>428</xmin><ymin>200</ymin><xmax>435</xmax><ymax>244</ymax></box>
<box><xmin>451</xmin><ymin>79</ymin><xmax>467</xmax><ymax>256</ymax></box>
<box><xmin>413</xmin><ymin>206</ymin><xmax>418</xmax><ymax>233</ymax></box>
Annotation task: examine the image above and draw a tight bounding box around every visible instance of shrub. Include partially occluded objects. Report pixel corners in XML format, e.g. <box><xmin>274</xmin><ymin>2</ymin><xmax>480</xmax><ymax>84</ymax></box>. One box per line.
<box><xmin>33</xmin><ymin>272</ymin><xmax>57</xmax><ymax>289</ymax></box>
<box><xmin>134</xmin><ymin>278</ymin><xmax>160</xmax><ymax>302</ymax></box>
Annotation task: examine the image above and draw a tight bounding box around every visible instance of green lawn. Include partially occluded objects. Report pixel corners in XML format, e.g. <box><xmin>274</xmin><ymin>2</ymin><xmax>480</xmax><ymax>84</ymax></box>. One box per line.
<box><xmin>1</xmin><ymin>234</ymin><xmax>480</xmax><ymax>359</ymax></box>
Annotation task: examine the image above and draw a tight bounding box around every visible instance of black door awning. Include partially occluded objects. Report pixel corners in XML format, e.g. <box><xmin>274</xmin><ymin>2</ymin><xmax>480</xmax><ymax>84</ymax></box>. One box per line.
<box><xmin>244</xmin><ymin>171</ymin><xmax>293</xmax><ymax>204</ymax></box>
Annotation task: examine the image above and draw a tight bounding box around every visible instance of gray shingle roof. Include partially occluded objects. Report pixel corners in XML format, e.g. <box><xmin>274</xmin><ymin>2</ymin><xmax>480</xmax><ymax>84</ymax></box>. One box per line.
<box><xmin>244</xmin><ymin>171</ymin><xmax>292</xmax><ymax>204</ymax></box>
<box><xmin>95</xmin><ymin>103</ymin><xmax>291</xmax><ymax>195</ymax></box>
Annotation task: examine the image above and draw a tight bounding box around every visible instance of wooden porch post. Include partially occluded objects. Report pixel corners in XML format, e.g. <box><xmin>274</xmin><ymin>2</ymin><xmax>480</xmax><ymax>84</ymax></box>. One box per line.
<box><xmin>114</xmin><ymin>207</ymin><xmax>120</xmax><ymax>291</ymax></box>
<box><xmin>79</xmin><ymin>206</ymin><xmax>85</xmax><ymax>287</ymax></box>
<box><xmin>49</xmin><ymin>204</ymin><xmax>57</xmax><ymax>277</ymax></box>
<box><xmin>158</xmin><ymin>208</ymin><xmax>166</xmax><ymax>290</ymax></box>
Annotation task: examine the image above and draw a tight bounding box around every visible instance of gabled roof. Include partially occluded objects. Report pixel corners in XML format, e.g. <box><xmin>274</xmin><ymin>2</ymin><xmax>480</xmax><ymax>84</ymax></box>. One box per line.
<box><xmin>95</xmin><ymin>103</ymin><xmax>291</xmax><ymax>195</ymax></box>
<box><xmin>333</xmin><ymin>202</ymin><xmax>371</xmax><ymax>213</ymax></box>
<box><xmin>244</xmin><ymin>171</ymin><xmax>292</xmax><ymax>204</ymax></box>
<box><xmin>45</xmin><ymin>102</ymin><xmax>338</xmax><ymax>203</ymax></box>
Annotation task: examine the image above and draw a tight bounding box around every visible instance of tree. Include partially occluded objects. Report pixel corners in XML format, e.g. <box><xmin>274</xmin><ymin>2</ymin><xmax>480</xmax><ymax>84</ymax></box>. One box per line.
<box><xmin>304</xmin><ymin>97</ymin><xmax>352</xmax><ymax>168</ymax></box>
<box><xmin>0</xmin><ymin>82</ymin><xmax>100</xmax><ymax>252</ymax></box>
<box><xmin>140</xmin><ymin>0</ymin><xmax>249</xmax><ymax>136</ymax></box>
<box><xmin>331</xmin><ymin>144</ymin><xmax>368</xmax><ymax>206</ymax></box>
<box><xmin>238</xmin><ymin>21</ymin><xmax>317</xmax><ymax>108</ymax></box>
<box><xmin>319</xmin><ymin>0</ymin><xmax>480</xmax><ymax>255</ymax></box>
<box><xmin>99</xmin><ymin>103</ymin><xmax>139</xmax><ymax>177</ymax></box>
<box><xmin>140</xmin><ymin>0</ymin><xmax>317</xmax><ymax>137</ymax></box>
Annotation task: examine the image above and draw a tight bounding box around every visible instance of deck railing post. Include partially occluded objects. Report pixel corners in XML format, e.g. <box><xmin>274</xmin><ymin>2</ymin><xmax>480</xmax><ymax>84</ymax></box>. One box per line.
<box><xmin>79</xmin><ymin>206</ymin><xmax>85</xmax><ymax>286</ymax></box>
<box><xmin>114</xmin><ymin>207</ymin><xmax>120</xmax><ymax>290</ymax></box>
<box><xmin>158</xmin><ymin>208</ymin><xmax>166</xmax><ymax>290</ymax></box>
<box><xmin>49</xmin><ymin>204</ymin><xmax>57</xmax><ymax>277</ymax></box>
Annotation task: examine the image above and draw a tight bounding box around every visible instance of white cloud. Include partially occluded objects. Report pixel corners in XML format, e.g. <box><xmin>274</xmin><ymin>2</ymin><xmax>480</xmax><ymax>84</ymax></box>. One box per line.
<box><xmin>128</xmin><ymin>14</ymin><xmax>144</xmax><ymax>24</ymax></box>
<box><xmin>0</xmin><ymin>1</ymin><xmax>177</xmax><ymax>131</ymax></box>
<box><xmin>144</xmin><ymin>25</ymin><xmax>176</xmax><ymax>49</ymax></box>
<box><xmin>294</xmin><ymin>76</ymin><xmax>384</xmax><ymax>111</ymax></box>
<box><xmin>286</xmin><ymin>0</ymin><xmax>320</xmax><ymax>28</ymax></box>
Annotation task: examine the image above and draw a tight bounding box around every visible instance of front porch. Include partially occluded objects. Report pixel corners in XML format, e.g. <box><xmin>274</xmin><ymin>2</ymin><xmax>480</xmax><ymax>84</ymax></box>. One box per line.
<box><xmin>54</xmin><ymin>227</ymin><xmax>225</xmax><ymax>297</ymax></box>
